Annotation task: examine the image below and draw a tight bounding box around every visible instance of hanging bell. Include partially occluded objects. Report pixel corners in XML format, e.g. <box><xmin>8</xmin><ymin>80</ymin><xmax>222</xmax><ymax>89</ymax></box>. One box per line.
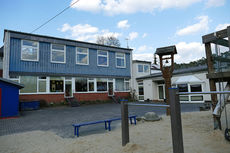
<box><xmin>165</xmin><ymin>59</ymin><xmax>169</xmax><ymax>64</ymax></box>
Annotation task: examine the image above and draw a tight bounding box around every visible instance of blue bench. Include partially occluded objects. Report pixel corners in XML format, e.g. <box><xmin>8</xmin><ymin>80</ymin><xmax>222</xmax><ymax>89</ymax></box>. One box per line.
<box><xmin>72</xmin><ymin>115</ymin><xmax>137</xmax><ymax>137</ymax></box>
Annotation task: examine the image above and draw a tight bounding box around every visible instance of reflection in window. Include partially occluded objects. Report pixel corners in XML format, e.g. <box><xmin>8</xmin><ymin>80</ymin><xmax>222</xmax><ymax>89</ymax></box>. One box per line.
<box><xmin>124</xmin><ymin>79</ymin><xmax>130</xmax><ymax>91</ymax></box>
<box><xmin>98</xmin><ymin>50</ymin><xmax>108</xmax><ymax>66</ymax></box>
<box><xmin>76</xmin><ymin>47</ymin><xmax>88</xmax><ymax>65</ymax></box>
<box><xmin>21</xmin><ymin>40</ymin><xmax>38</xmax><ymax>61</ymax></box>
<box><xmin>116</xmin><ymin>53</ymin><xmax>125</xmax><ymax>68</ymax></box>
<box><xmin>144</xmin><ymin>65</ymin><xmax>149</xmax><ymax>73</ymax></box>
<box><xmin>178</xmin><ymin>84</ymin><xmax>188</xmax><ymax>92</ymax></box>
<box><xmin>50</xmin><ymin>77</ymin><xmax>64</xmax><ymax>92</ymax></box>
<box><xmin>75</xmin><ymin>77</ymin><xmax>87</xmax><ymax>92</ymax></box>
<box><xmin>20</xmin><ymin>76</ymin><xmax>37</xmax><ymax>93</ymax></box>
<box><xmin>97</xmin><ymin>78</ymin><xmax>107</xmax><ymax>91</ymax></box>
<box><xmin>138</xmin><ymin>65</ymin><xmax>143</xmax><ymax>72</ymax></box>
<box><xmin>115</xmin><ymin>78</ymin><xmax>124</xmax><ymax>91</ymax></box>
<box><xmin>38</xmin><ymin>77</ymin><xmax>46</xmax><ymax>92</ymax></box>
<box><xmin>51</xmin><ymin>44</ymin><xmax>65</xmax><ymax>63</ymax></box>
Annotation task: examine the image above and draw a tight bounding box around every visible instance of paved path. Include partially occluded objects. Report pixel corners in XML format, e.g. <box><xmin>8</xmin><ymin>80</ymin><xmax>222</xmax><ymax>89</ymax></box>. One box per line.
<box><xmin>0</xmin><ymin>103</ymin><xmax>203</xmax><ymax>138</ymax></box>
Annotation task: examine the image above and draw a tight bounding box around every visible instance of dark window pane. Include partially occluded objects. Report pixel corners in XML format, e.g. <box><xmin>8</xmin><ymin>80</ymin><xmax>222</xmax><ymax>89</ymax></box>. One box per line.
<box><xmin>178</xmin><ymin>84</ymin><xmax>188</xmax><ymax>92</ymax></box>
<box><xmin>190</xmin><ymin>84</ymin><xmax>202</xmax><ymax>92</ymax></box>
<box><xmin>75</xmin><ymin>77</ymin><xmax>87</xmax><ymax>92</ymax></box>
<box><xmin>139</xmin><ymin>86</ymin><xmax>144</xmax><ymax>95</ymax></box>
<box><xmin>50</xmin><ymin>79</ymin><xmax>63</xmax><ymax>92</ymax></box>
<box><xmin>89</xmin><ymin>82</ymin><xmax>94</xmax><ymax>91</ymax></box>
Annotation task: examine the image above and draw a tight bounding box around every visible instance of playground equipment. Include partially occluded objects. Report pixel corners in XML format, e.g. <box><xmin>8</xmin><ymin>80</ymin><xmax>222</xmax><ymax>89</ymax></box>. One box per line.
<box><xmin>121</xmin><ymin>88</ymin><xmax>184</xmax><ymax>153</ymax></box>
<box><xmin>121</xmin><ymin>89</ymin><xmax>230</xmax><ymax>152</ymax></box>
<box><xmin>156</xmin><ymin>45</ymin><xmax>177</xmax><ymax>115</ymax></box>
<box><xmin>202</xmin><ymin>26</ymin><xmax>230</xmax><ymax>140</ymax></box>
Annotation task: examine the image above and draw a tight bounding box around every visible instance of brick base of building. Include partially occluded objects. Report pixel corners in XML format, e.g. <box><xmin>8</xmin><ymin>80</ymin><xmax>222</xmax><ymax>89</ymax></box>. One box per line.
<box><xmin>19</xmin><ymin>92</ymin><xmax>130</xmax><ymax>104</ymax></box>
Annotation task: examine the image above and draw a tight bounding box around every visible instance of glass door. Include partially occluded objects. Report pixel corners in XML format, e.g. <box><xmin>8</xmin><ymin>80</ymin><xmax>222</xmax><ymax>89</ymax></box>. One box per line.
<box><xmin>65</xmin><ymin>78</ymin><xmax>73</xmax><ymax>98</ymax></box>
<box><xmin>108</xmin><ymin>82</ymin><xmax>114</xmax><ymax>96</ymax></box>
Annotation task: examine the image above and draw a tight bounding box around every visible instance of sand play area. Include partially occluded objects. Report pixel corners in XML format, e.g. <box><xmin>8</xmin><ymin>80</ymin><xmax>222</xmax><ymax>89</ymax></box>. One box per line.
<box><xmin>0</xmin><ymin>108</ymin><xmax>230</xmax><ymax>153</ymax></box>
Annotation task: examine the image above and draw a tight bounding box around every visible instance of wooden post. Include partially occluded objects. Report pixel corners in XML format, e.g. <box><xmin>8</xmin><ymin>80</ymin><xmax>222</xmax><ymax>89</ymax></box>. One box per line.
<box><xmin>169</xmin><ymin>88</ymin><xmax>184</xmax><ymax>153</ymax></box>
<box><xmin>121</xmin><ymin>102</ymin><xmax>129</xmax><ymax>146</ymax></box>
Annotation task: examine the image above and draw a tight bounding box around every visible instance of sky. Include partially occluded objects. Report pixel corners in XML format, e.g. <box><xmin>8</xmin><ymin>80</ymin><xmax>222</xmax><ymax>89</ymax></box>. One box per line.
<box><xmin>1</xmin><ymin>0</ymin><xmax>230</xmax><ymax>63</ymax></box>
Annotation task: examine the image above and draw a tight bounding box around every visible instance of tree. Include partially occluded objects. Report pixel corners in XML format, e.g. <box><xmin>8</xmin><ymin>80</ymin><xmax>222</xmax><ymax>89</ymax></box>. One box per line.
<box><xmin>96</xmin><ymin>35</ymin><xmax>121</xmax><ymax>47</ymax></box>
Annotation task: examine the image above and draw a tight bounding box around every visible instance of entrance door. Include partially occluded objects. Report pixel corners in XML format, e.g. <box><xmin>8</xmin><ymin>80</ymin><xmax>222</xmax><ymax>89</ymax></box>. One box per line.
<box><xmin>65</xmin><ymin>81</ymin><xmax>73</xmax><ymax>98</ymax></box>
<box><xmin>108</xmin><ymin>82</ymin><xmax>114</xmax><ymax>96</ymax></box>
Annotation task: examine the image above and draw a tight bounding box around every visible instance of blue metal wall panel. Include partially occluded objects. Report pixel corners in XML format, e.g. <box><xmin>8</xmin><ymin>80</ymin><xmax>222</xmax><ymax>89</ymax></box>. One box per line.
<box><xmin>9</xmin><ymin>38</ymin><xmax>131</xmax><ymax>77</ymax></box>
<box><xmin>0</xmin><ymin>82</ymin><xmax>19</xmax><ymax>118</ymax></box>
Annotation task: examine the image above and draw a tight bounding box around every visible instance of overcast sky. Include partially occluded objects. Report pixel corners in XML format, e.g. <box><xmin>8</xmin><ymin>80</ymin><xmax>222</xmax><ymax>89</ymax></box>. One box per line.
<box><xmin>1</xmin><ymin>0</ymin><xmax>230</xmax><ymax>63</ymax></box>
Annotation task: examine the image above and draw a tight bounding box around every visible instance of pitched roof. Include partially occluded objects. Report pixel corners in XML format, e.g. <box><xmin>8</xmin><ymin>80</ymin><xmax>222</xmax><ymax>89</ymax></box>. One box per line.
<box><xmin>0</xmin><ymin>78</ymin><xmax>24</xmax><ymax>89</ymax></box>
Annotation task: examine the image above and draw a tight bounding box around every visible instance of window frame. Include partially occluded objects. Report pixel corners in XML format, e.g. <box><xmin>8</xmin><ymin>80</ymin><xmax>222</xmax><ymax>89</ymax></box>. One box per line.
<box><xmin>157</xmin><ymin>84</ymin><xmax>165</xmax><ymax>100</ymax></box>
<box><xmin>50</xmin><ymin>44</ymin><xmax>66</xmax><ymax>63</ymax></box>
<box><xmin>76</xmin><ymin>47</ymin><xmax>89</xmax><ymax>65</ymax></box>
<box><xmin>37</xmin><ymin>76</ymin><xmax>47</xmax><ymax>93</ymax></box>
<box><xmin>97</xmin><ymin>50</ymin><xmax>109</xmax><ymax>67</ymax></box>
<box><xmin>21</xmin><ymin>40</ymin><xmax>39</xmax><ymax>62</ymax></box>
<box><xmin>116</xmin><ymin>52</ymin><xmax>126</xmax><ymax>68</ymax></box>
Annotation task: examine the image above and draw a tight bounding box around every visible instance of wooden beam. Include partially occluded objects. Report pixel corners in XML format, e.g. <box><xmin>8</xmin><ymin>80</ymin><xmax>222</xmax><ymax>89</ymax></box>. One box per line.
<box><xmin>169</xmin><ymin>88</ymin><xmax>184</xmax><ymax>153</ymax></box>
<box><xmin>207</xmin><ymin>72</ymin><xmax>230</xmax><ymax>79</ymax></box>
<box><xmin>214</xmin><ymin>38</ymin><xmax>229</xmax><ymax>47</ymax></box>
<box><xmin>121</xmin><ymin>102</ymin><xmax>129</xmax><ymax>146</ymax></box>
<box><xmin>204</xmin><ymin>43</ymin><xmax>214</xmax><ymax>73</ymax></box>
<box><xmin>202</xmin><ymin>28</ymin><xmax>228</xmax><ymax>44</ymax></box>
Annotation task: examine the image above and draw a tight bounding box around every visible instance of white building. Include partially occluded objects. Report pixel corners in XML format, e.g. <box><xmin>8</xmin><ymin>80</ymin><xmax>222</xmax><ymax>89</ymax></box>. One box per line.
<box><xmin>132</xmin><ymin>60</ymin><xmax>211</xmax><ymax>103</ymax></box>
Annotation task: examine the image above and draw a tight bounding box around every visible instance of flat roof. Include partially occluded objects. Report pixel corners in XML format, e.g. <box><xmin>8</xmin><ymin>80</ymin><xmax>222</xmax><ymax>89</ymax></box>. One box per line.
<box><xmin>133</xmin><ymin>60</ymin><xmax>152</xmax><ymax>63</ymax></box>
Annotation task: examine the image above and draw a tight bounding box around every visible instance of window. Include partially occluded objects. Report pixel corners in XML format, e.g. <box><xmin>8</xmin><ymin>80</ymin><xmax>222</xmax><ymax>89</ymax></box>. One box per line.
<box><xmin>98</xmin><ymin>50</ymin><xmax>108</xmax><ymax>66</ymax></box>
<box><xmin>115</xmin><ymin>78</ymin><xmax>124</xmax><ymax>91</ymax></box>
<box><xmin>38</xmin><ymin>77</ymin><xmax>46</xmax><ymax>92</ymax></box>
<box><xmin>75</xmin><ymin>77</ymin><xmax>87</xmax><ymax>92</ymax></box>
<box><xmin>190</xmin><ymin>84</ymin><xmax>203</xmax><ymax>101</ymax></box>
<box><xmin>51</xmin><ymin>44</ymin><xmax>65</xmax><ymax>63</ymax></box>
<box><xmin>124</xmin><ymin>79</ymin><xmax>130</xmax><ymax>91</ymax></box>
<box><xmin>177</xmin><ymin>84</ymin><xmax>188</xmax><ymax>101</ymax></box>
<box><xmin>138</xmin><ymin>65</ymin><xmax>143</xmax><ymax>72</ymax></box>
<box><xmin>97</xmin><ymin>78</ymin><xmax>107</xmax><ymax>91</ymax></box>
<box><xmin>138</xmin><ymin>81</ymin><xmax>144</xmax><ymax>100</ymax></box>
<box><xmin>178</xmin><ymin>84</ymin><xmax>188</xmax><ymax>92</ymax></box>
<box><xmin>116</xmin><ymin>53</ymin><xmax>125</xmax><ymax>68</ymax></box>
<box><xmin>76</xmin><ymin>47</ymin><xmax>88</xmax><ymax>65</ymax></box>
<box><xmin>50</xmin><ymin>77</ymin><xmax>64</xmax><ymax>92</ymax></box>
<box><xmin>177</xmin><ymin>83</ymin><xmax>203</xmax><ymax>102</ymax></box>
<box><xmin>190</xmin><ymin>84</ymin><xmax>202</xmax><ymax>92</ymax></box>
<box><xmin>21</xmin><ymin>40</ymin><xmax>39</xmax><ymax>61</ymax></box>
<box><xmin>9</xmin><ymin>75</ymin><xmax>19</xmax><ymax>83</ymax></box>
<box><xmin>88</xmin><ymin>78</ymin><xmax>95</xmax><ymax>92</ymax></box>
<box><xmin>20</xmin><ymin>76</ymin><xmax>37</xmax><ymax>93</ymax></box>
<box><xmin>138</xmin><ymin>64</ymin><xmax>149</xmax><ymax>73</ymax></box>
<box><xmin>144</xmin><ymin>65</ymin><xmax>149</xmax><ymax>73</ymax></box>
<box><xmin>158</xmin><ymin>85</ymin><xmax>165</xmax><ymax>100</ymax></box>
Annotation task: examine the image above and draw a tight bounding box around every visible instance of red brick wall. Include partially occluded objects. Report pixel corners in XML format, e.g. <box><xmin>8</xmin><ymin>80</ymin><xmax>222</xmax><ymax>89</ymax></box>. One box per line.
<box><xmin>19</xmin><ymin>92</ymin><xmax>130</xmax><ymax>103</ymax></box>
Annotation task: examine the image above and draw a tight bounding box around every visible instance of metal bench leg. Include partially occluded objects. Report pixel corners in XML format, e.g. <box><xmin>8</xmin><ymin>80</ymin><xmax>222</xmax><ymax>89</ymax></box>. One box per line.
<box><xmin>108</xmin><ymin>121</ymin><xmax>111</xmax><ymax>131</ymax></box>
<box><xmin>105</xmin><ymin>121</ymin><xmax>107</xmax><ymax>130</ymax></box>
<box><xmin>74</xmin><ymin>126</ymin><xmax>77</xmax><ymax>136</ymax></box>
<box><xmin>129</xmin><ymin>117</ymin><xmax>133</xmax><ymax>124</ymax></box>
<box><xmin>77</xmin><ymin>127</ymin><xmax>80</xmax><ymax>137</ymax></box>
<box><xmin>134</xmin><ymin>117</ymin><xmax>136</xmax><ymax>125</ymax></box>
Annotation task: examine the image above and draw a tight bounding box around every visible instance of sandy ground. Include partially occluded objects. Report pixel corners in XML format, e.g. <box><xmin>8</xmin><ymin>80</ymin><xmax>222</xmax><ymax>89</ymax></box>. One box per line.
<box><xmin>0</xmin><ymin>107</ymin><xmax>230</xmax><ymax>153</ymax></box>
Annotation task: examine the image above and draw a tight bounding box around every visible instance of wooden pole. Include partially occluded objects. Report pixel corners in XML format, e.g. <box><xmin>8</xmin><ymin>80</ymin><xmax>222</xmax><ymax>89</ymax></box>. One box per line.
<box><xmin>169</xmin><ymin>88</ymin><xmax>184</xmax><ymax>153</ymax></box>
<box><xmin>121</xmin><ymin>102</ymin><xmax>129</xmax><ymax>146</ymax></box>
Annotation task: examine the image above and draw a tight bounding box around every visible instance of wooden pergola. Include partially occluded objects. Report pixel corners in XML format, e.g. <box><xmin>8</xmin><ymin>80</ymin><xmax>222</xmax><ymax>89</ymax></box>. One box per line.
<box><xmin>202</xmin><ymin>26</ymin><xmax>230</xmax><ymax>129</ymax></box>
